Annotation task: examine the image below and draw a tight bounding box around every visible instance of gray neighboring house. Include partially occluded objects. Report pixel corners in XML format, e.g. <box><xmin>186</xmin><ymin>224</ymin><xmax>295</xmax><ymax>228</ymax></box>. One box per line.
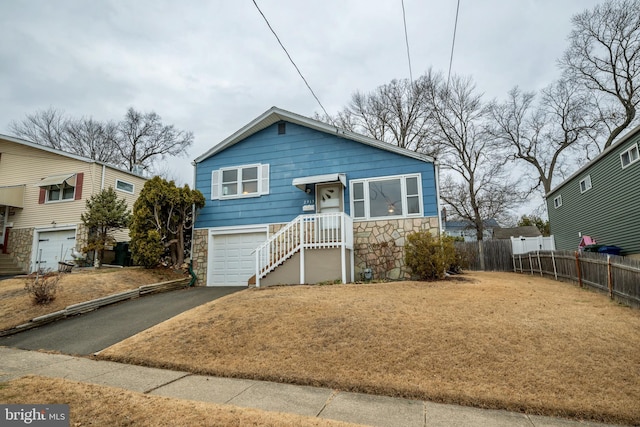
<box><xmin>546</xmin><ymin>123</ymin><xmax>640</xmax><ymax>258</ymax></box>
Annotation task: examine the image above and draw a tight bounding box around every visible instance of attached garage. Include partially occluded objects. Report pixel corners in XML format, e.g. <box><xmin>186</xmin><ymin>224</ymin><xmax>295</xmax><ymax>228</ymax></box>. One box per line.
<box><xmin>33</xmin><ymin>228</ymin><xmax>76</xmax><ymax>272</ymax></box>
<box><xmin>208</xmin><ymin>228</ymin><xmax>267</xmax><ymax>286</ymax></box>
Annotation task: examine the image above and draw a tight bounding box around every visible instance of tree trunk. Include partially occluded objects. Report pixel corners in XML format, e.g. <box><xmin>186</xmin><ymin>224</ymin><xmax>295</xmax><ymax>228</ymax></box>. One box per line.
<box><xmin>176</xmin><ymin>225</ymin><xmax>185</xmax><ymax>266</ymax></box>
<box><xmin>478</xmin><ymin>240</ymin><xmax>485</xmax><ymax>271</ymax></box>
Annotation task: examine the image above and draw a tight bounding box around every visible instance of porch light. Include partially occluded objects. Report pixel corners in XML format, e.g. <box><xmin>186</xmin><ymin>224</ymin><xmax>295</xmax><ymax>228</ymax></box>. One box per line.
<box><xmin>388</xmin><ymin>204</ymin><xmax>395</xmax><ymax>213</ymax></box>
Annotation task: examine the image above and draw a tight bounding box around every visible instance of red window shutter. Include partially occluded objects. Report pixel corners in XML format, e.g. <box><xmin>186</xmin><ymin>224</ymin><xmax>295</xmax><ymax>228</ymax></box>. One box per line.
<box><xmin>38</xmin><ymin>188</ymin><xmax>46</xmax><ymax>204</ymax></box>
<box><xmin>74</xmin><ymin>173</ymin><xmax>84</xmax><ymax>200</ymax></box>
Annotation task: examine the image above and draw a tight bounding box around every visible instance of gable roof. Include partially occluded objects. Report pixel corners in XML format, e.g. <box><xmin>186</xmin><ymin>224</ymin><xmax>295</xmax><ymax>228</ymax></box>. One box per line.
<box><xmin>0</xmin><ymin>133</ymin><xmax>145</xmax><ymax>180</ymax></box>
<box><xmin>193</xmin><ymin>106</ymin><xmax>436</xmax><ymax>164</ymax></box>
<box><xmin>493</xmin><ymin>226</ymin><xmax>542</xmax><ymax>239</ymax></box>
<box><xmin>546</xmin><ymin>122</ymin><xmax>640</xmax><ymax>197</ymax></box>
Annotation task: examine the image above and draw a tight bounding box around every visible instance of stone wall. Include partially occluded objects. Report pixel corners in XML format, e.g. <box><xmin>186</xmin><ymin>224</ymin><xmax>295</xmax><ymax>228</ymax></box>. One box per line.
<box><xmin>353</xmin><ymin>217</ymin><xmax>439</xmax><ymax>280</ymax></box>
<box><xmin>6</xmin><ymin>227</ymin><xmax>34</xmax><ymax>272</ymax></box>
<box><xmin>191</xmin><ymin>229</ymin><xmax>208</xmax><ymax>286</ymax></box>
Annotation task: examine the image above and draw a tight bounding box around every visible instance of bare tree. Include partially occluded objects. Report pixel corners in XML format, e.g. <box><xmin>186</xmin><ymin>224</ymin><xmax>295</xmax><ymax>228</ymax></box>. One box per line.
<box><xmin>318</xmin><ymin>75</ymin><xmax>440</xmax><ymax>157</ymax></box>
<box><xmin>115</xmin><ymin>108</ymin><xmax>194</xmax><ymax>172</ymax></box>
<box><xmin>9</xmin><ymin>107</ymin><xmax>193</xmax><ymax>172</ymax></box>
<box><xmin>9</xmin><ymin>107</ymin><xmax>67</xmax><ymax>150</ymax></box>
<box><xmin>559</xmin><ymin>0</ymin><xmax>640</xmax><ymax>148</ymax></box>
<box><xmin>64</xmin><ymin>118</ymin><xmax>119</xmax><ymax>164</ymax></box>
<box><xmin>426</xmin><ymin>72</ymin><xmax>524</xmax><ymax>243</ymax></box>
<box><xmin>488</xmin><ymin>80</ymin><xmax>599</xmax><ymax>195</ymax></box>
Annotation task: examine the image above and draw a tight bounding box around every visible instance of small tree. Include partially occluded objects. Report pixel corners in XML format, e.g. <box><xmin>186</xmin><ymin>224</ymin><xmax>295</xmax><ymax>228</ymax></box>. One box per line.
<box><xmin>405</xmin><ymin>231</ymin><xmax>457</xmax><ymax>281</ymax></box>
<box><xmin>130</xmin><ymin>177</ymin><xmax>205</xmax><ymax>268</ymax></box>
<box><xmin>517</xmin><ymin>215</ymin><xmax>550</xmax><ymax>236</ymax></box>
<box><xmin>80</xmin><ymin>187</ymin><xmax>131</xmax><ymax>267</ymax></box>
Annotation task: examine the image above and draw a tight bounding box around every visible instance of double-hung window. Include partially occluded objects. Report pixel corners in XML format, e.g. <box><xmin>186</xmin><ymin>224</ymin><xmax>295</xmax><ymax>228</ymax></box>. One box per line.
<box><xmin>579</xmin><ymin>175</ymin><xmax>592</xmax><ymax>193</ymax></box>
<box><xmin>211</xmin><ymin>164</ymin><xmax>269</xmax><ymax>200</ymax></box>
<box><xmin>620</xmin><ymin>144</ymin><xmax>639</xmax><ymax>169</ymax></box>
<box><xmin>553</xmin><ymin>195</ymin><xmax>562</xmax><ymax>209</ymax></box>
<box><xmin>38</xmin><ymin>173</ymin><xmax>80</xmax><ymax>204</ymax></box>
<box><xmin>350</xmin><ymin>174</ymin><xmax>422</xmax><ymax>220</ymax></box>
<box><xmin>47</xmin><ymin>182</ymin><xmax>75</xmax><ymax>202</ymax></box>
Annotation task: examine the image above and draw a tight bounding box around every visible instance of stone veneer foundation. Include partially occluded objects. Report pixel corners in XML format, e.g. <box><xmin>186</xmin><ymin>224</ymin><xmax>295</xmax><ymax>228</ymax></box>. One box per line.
<box><xmin>6</xmin><ymin>227</ymin><xmax>34</xmax><ymax>273</ymax></box>
<box><xmin>353</xmin><ymin>217</ymin><xmax>440</xmax><ymax>280</ymax></box>
<box><xmin>192</xmin><ymin>229</ymin><xmax>209</xmax><ymax>286</ymax></box>
<box><xmin>193</xmin><ymin>217</ymin><xmax>439</xmax><ymax>286</ymax></box>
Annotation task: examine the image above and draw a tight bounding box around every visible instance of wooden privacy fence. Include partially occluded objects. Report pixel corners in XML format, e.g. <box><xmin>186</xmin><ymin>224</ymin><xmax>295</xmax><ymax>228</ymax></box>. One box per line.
<box><xmin>513</xmin><ymin>250</ymin><xmax>640</xmax><ymax>308</ymax></box>
<box><xmin>455</xmin><ymin>240</ymin><xmax>513</xmax><ymax>271</ymax></box>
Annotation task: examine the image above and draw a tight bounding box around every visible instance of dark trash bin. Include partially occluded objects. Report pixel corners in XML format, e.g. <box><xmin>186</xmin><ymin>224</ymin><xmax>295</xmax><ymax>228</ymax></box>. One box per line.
<box><xmin>114</xmin><ymin>242</ymin><xmax>131</xmax><ymax>266</ymax></box>
<box><xmin>598</xmin><ymin>245</ymin><xmax>622</xmax><ymax>256</ymax></box>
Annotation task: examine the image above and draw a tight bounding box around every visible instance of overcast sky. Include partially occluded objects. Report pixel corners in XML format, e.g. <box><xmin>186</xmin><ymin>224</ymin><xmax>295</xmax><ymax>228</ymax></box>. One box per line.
<box><xmin>1</xmin><ymin>0</ymin><xmax>603</xmax><ymax>193</ymax></box>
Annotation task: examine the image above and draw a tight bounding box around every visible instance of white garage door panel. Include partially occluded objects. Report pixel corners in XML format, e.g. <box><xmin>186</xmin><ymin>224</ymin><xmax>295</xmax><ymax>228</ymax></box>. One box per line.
<box><xmin>209</xmin><ymin>232</ymin><xmax>267</xmax><ymax>286</ymax></box>
<box><xmin>35</xmin><ymin>229</ymin><xmax>76</xmax><ymax>272</ymax></box>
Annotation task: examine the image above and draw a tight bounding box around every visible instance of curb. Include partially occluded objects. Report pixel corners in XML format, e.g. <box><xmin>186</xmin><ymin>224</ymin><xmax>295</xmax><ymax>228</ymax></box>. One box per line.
<box><xmin>0</xmin><ymin>278</ymin><xmax>190</xmax><ymax>338</ymax></box>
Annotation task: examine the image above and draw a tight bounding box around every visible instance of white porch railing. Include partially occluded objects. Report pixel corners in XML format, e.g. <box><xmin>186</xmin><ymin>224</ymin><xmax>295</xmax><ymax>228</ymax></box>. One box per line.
<box><xmin>255</xmin><ymin>212</ymin><xmax>353</xmax><ymax>286</ymax></box>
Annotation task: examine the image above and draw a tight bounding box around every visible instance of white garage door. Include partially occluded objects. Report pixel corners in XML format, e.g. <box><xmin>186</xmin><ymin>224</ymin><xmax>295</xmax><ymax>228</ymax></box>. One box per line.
<box><xmin>34</xmin><ymin>229</ymin><xmax>76</xmax><ymax>272</ymax></box>
<box><xmin>209</xmin><ymin>232</ymin><xmax>267</xmax><ymax>286</ymax></box>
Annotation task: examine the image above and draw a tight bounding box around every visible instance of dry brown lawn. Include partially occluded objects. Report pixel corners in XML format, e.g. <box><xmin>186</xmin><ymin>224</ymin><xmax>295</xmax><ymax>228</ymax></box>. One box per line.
<box><xmin>0</xmin><ymin>267</ymin><xmax>185</xmax><ymax>331</ymax></box>
<box><xmin>98</xmin><ymin>272</ymin><xmax>640</xmax><ymax>425</ymax></box>
<box><xmin>0</xmin><ymin>376</ymin><xmax>361</xmax><ymax>427</ymax></box>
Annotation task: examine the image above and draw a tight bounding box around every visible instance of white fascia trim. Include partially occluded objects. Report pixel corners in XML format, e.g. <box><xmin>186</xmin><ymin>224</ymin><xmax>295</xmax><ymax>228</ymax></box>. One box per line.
<box><xmin>34</xmin><ymin>224</ymin><xmax>78</xmax><ymax>233</ymax></box>
<box><xmin>208</xmin><ymin>224</ymin><xmax>270</xmax><ymax>236</ymax></box>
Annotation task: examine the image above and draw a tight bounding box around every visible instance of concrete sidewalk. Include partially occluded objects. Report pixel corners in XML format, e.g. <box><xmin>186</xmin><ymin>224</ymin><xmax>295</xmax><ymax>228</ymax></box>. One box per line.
<box><xmin>0</xmin><ymin>347</ymin><xmax>620</xmax><ymax>427</ymax></box>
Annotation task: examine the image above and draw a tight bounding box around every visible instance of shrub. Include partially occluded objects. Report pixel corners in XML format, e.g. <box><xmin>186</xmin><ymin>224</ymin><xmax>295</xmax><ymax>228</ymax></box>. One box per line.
<box><xmin>405</xmin><ymin>231</ymin><xmax>457</xmax><ymax>280</ymax></box>
<box><xmin>24</xmin><ymin>271</ymin><xmax>63</xmax><ymax>305</ymax></box>
<box><xmin>131</xmin><ymin>229</ymin><xmax>164</xmax><ymax>268</ymax></box>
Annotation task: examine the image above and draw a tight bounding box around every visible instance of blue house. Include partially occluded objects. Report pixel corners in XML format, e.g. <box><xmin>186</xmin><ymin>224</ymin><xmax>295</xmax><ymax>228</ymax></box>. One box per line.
<box><xmin>192</xmin><ymin>107</ymin><xmax>442</xmax><ymax>286</ymax></box>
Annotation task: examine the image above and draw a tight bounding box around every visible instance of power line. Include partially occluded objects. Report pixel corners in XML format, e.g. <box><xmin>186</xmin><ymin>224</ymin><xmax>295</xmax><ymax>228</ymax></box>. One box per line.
<box><xmin>252</xmin><ymin>0</ymin><xmax>332</xmax><ymax>121</ymax></box>
<box><xmin>447</xmin><ymin>0</ymin><xmax>461</xmax><ymax>90</ymax></box>
<box><xmin>401</xmin><ymin>0</ymin><xmax>413</xmax><ymax>83</ymax></box>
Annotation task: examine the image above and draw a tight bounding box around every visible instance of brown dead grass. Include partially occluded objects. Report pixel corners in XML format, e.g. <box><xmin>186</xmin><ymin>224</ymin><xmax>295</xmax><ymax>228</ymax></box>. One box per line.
<box><xmin>0</xmin><ymin>376</ymin><xmax>361</xmax><ymax>427</ymax></box>
<box><xmin>98</xmin><ymin>272</ymin><xmax>640</xmax><ymax>425</ymax></box>
<box><xmin>0</xmin><ymin>267</ymin><xmax>185</xmax><ymax>331</ymax></box>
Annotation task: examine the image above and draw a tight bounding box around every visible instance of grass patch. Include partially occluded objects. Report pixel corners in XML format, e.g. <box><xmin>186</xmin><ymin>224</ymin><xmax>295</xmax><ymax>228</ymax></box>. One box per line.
<box><xmin>0</xmin><ymin>267</ymin><xmax>185</xmax><ymax>331</ymax></box>
<box><xmin>98</xmin><ymin>272</ymin><xmax>640</xmax><ymax>425</ymax></box>
<box><xmin>0</xmin><ymin>376</ymin><xmax>360</xmax><ymax>427</ymax></box>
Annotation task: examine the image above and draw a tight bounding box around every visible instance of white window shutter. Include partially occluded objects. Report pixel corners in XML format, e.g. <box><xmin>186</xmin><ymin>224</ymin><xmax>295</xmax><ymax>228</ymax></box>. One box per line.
<box><xmin>260</xmin><ymin>164</ymin><xmax>270</xmax><ymax>195</ymax></box>
<box><xmin>211</xmin><ymin>170</ymin><xmax>220</xmax><ymax>200</ymax></box>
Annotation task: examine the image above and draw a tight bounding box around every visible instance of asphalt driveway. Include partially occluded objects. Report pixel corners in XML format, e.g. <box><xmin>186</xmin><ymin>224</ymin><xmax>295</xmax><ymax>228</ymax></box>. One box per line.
<box><xmin>0</xmin><ymin>286</ymin><xmax>243</xmax><ymax>355</ymax></box>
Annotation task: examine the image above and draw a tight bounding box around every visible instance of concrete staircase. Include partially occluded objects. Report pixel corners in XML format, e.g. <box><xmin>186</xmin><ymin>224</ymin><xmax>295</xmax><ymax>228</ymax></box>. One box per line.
<box><xmin>0</xmin><ymin>253</ymin><xmax>26</xmax><ymax>276</ymax></box>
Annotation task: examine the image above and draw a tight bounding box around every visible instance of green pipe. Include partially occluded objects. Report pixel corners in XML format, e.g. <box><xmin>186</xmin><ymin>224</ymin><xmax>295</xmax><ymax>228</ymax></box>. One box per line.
<box><xmin>188</xmin><ymin>260</ymin><xmax>197</xmax><ymax>287</ymax></box>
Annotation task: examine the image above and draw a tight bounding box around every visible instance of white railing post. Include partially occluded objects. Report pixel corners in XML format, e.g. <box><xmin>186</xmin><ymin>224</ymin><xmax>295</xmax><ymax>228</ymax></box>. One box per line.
<box><xmin>340</xmin><ymin>213</ymin><xmax>346</xmax><ymax>284</ymax></box>
<box><xmin>255</xmin><ymin>249</ymin><xmax>261</xmax><ymax>287</ymax></box>
<box><xmin>299</xmin><ymin>217</ymin><xmax>305</xmax><ymax>284</ymax></box>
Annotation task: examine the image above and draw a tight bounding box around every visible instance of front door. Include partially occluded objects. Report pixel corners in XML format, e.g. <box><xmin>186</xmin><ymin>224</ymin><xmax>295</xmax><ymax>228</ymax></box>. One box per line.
<box><xmin>317</xmin><ymin>184</ymin><xmax>343</xmax><ymax>214</ymax></box>
<box><xmin>316</xmin><ymin>184</ymin><xmax>343</xmax><ymax>237</ymax></box>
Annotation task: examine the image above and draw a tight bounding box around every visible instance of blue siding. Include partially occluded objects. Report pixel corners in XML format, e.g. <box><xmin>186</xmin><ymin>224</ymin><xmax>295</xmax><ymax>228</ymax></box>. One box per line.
<box><xmin>195</xmin><ymin>122</ymin><xmax>437</xmax><ymax>228</ymax></box>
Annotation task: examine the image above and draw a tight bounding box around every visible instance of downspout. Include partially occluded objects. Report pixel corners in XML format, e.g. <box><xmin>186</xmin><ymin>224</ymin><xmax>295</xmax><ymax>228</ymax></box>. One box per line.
<box><xmin>189</xmin><ymin>161</ymin><xmax>198</xmax><ymax>286</ymax></box>
<box><xmin>101</xmin><ymin>164</ymin><xmax>106</xmax><ymax>190</ymax></box>
<box><xmin>434</xmin><ymin>161</ymin><xmax>444</xmax><ymax>235</ymax></box>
